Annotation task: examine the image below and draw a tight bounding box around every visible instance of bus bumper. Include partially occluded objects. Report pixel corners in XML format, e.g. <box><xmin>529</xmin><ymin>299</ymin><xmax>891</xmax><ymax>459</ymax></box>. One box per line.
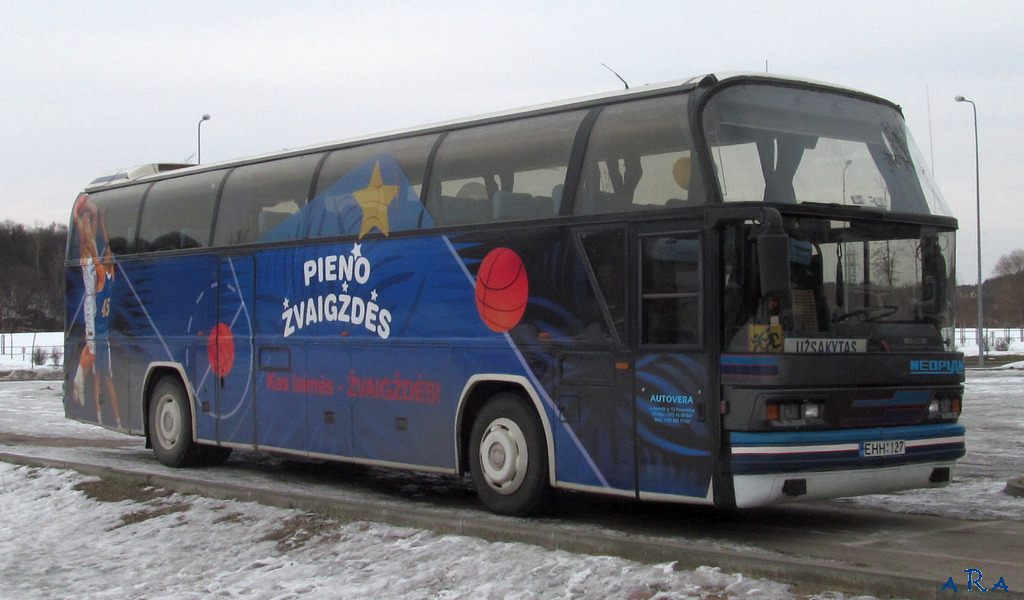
<box><xmin>728</xmin><ymin>423</ymin><xmax>965</xmax><ymax>508</ymax></box>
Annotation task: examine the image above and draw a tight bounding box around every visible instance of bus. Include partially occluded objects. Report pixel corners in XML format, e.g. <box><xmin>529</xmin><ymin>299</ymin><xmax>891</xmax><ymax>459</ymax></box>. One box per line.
<box><xmin>64</xmin><ymin>73</ymin><xmax>966</xmax><ymax>516</ymax></box>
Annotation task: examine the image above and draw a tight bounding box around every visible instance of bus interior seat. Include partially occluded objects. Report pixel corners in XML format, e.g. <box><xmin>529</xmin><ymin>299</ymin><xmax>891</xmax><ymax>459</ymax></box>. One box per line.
<box><xmin>791</xmin><ymin>289</ymin><xmax>820</xmax><ymax>333</ymax></box>
<box><xmin>493</xmin><ymin>191</ymin><xmax>554</xmax><ymax>221</ymax></box>
<box><xmin>146</xmin><ymin>231</ymin><xmax>185</xmax><ymax>252</ymax></box>
<box><xmin>108</xmin><ymin>228</ymin><xmax>133</xmax><ymax>255</ymax></box>
<box><xmin>456</xmin><ymin>181</ymin><xmax>487</xmax><ymax>199</ymax></box>
<box><xmin>790</xmin><ymin>251</ymin><xmax>829</xmax><ymax>332</ymax></box>
<box><xmin>577</xmin><ymin>191</ymin><xmax>631</xmax><ymax>214</ymax></box>
<box><xmin>439</xmin><ymin>195</ymin><xmax>492</xmax><ymax>225</ymax></box>
<box><xmin>179</xmin><ymin>228</ymin><xmax>205</xmax><ymax>249</ymax></box>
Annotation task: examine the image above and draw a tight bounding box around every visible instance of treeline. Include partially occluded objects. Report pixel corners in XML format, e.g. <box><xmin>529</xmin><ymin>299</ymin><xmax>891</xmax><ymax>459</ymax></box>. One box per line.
<box><xmin>955</xmin><ymin>271</ymin><xmax>1024</xmax><ymax>328</ymax></box>
<box><xmin>955</xmin><ymin>249</ymin><xmax>1024</xmax><ymax>328</ymax></box>
<box><xmin>2</xmin><ymin>216</ymin><xmax>1024</xmax><ymax>333</ymax></box>
<box><xmin>0</xmin><ymin>220</ymin><xmax>67</xmax><ymax>332</ymax></box>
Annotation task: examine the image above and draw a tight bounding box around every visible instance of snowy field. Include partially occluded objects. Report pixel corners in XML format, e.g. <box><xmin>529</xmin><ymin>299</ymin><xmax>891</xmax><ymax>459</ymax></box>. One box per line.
<box><xmin>0</xmin><ymin>331</ymin><xmax>62</xmax><ymax>369</ymax></box>
<box><xmin>0</xmin><ymin>383</ymin><xmax>860</xmax><ymax>600</ymax></box>
<box><xmin>1</xmin><ymin>336</ymin><xmax>1022</xmax><ymax>599</ymax></box>
<box><xmin>1</xmin><ymin>462</ymin><xmax>817</xmax><ymax>600</ymax></box>
<box><xmin>834</xmin><ymin>368</ymin><xmax>1024</xmax><ymax>521</ymax></box>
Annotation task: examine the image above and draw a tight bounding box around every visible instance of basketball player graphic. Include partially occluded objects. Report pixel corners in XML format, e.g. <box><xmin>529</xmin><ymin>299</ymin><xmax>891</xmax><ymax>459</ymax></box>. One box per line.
<box><xmin>71</xmin><ymin>193</ymin><xmax>121</xmax><ymax>428</ymax></box>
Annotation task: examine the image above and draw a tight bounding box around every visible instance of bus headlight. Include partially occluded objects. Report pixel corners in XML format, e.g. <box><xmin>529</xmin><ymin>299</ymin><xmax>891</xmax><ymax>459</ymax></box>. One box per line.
<box><xmin>766</xmin><ymin>400</ymin><xmax>826</xmax><ymax>424</ymax></box>
<box><xmin>803</xmin><ymin>402</ymin><xmax>823</xmax><ymax>420</ymax></box>
<box><xmin>926</xmin><ymin>394</ymin><xmax>962</xmax><ymax>421</ymax></box>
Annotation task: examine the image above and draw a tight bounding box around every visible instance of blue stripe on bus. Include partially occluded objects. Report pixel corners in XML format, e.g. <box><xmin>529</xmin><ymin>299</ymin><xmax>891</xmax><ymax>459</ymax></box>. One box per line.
<box><xmin>720</xmin><ymin>355</ymin><xmax>779</xmax><ymax>377</ymax></box>
<box><xmin>729</xmin><ymin>423</ymin><xmax>966</xmax><ymax>475</ymax></box>
<box><xmin>730</xmin><ymin>423</ymin><xmax>964</xmax><ymax>446</ymax></box>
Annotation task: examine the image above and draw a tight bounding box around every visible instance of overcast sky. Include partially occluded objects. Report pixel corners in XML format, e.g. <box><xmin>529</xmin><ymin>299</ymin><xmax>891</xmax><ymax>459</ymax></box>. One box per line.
<box><xmin>1</xmin><ymin>1</ymin><xmax>1021</xmax><ymax>281</ymax></box>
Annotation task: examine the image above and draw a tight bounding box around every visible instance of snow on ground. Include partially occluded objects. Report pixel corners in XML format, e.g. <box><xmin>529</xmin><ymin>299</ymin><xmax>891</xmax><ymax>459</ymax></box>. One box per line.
<box><xmin>0</xmin><ymin>332</ymin><xmax>62</xmax><ymax>367</ymax></box>
<box><xmin>0</xmin><ymin>332</ymin><xmax>62</xmax><ymax>382</ymax></box>
<box><xmin>833</xmin><ymin>368</ymin><xmax>1024</xmax><ymax>521</ymax></box>
<box><xmin>1</xmin><ymin>334</ymin><xmax>1022</xmax><ymax>598</ymax></box>
<box><xmin>3</xmin><ymin>462</ymin><xmax>820</xmax><ymax>600</ymax></box>
<box><xmin>0</xmin><ymin>383</ymin><xmax>866</xmax><ymax>600</ymax></box>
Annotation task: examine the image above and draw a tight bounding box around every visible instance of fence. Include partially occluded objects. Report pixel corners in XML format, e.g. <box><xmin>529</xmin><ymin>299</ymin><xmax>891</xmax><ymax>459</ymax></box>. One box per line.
<box><xmin>0</xmin><ymin>332</ymin><xmax>64</xmax><ymax>367</ymax></box>
<box><xmin>954</xmin><ymin>327</ymin><xmax>1024</xmax><ymax>352</ymax></box>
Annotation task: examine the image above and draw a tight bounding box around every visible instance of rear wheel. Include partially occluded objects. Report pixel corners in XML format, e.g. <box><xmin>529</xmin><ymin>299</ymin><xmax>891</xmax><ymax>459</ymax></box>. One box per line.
<box><xmin>469</xmin><ymin>392</ymin><xmax>551</xmax><ymax>516</ymax></box>
<box><xmin>148</xmin><ymin>376</ymin><xmax>200</xmax><ymax>467</ymax></box>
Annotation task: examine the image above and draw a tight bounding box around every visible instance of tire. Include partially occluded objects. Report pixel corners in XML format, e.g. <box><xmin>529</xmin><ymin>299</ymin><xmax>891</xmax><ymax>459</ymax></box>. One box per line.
<box><xmin>468</xmin><ymin>392</ymin><xmax>551</xmax><ymax>516</ymax></box>
<box><xmin>148</xmin><ymin>376</ymin><xmax>200</xmax><ymax>467</ymax></box>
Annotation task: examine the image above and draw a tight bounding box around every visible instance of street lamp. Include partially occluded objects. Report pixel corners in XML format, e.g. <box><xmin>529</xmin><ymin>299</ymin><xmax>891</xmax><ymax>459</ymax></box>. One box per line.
<box><xmin>198</xmin><ymin>114</ymin><xmax>211</xmax><ymax>164</ymax></box>
<box><xmin>955</xmin><ymin>95</ymin><xmax>983</xmax><ymax>367</ymax></box>
<box><xmin>842</xmin><ymin>159</ymin><xmax>853</xmax><ymax>203</ymax></box>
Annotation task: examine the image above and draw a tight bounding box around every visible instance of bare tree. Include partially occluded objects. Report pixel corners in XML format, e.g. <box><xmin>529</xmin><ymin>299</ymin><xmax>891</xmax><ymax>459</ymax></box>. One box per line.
<box><xmin>871</xmin><ymin>241</ymin><xmax>904</xmax><ymax>288</ymax></box>
<box><xmin>0</xmin><ymin>220</ymin><xmax>67</xmax><ymax>331</ymax></box>
<box><xmin>994</xmin><ymin>249</ymin><xmax>1024</xmax><ymax>277</ymax></box>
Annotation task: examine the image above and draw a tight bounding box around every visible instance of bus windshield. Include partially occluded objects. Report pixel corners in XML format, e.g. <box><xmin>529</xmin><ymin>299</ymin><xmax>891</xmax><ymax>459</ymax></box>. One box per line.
<box><xmin>702</xmin><ymin>82</ymin><xmax>951</xmax><ymax>217</ymax></box>
<box><xmin>723</xmin><ymin>214</ymin><xmax>956</xmax><ymax>353</ymax></box>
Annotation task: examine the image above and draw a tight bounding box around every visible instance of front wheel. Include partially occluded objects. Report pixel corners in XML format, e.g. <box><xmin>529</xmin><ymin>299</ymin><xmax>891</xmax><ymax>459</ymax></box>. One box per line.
<box><xmin>148</xmin><ymin>376</ymin><xmax>200</xmax><ymax>467</ymax></box>
<box><xmin>468</xmin><ymin>393</ymin><xmax>551</xmax><ymax>516</ymax></box>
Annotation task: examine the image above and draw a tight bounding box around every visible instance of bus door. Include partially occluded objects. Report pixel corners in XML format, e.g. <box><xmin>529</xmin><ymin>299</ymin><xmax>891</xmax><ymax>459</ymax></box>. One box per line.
<box><xmin>554</xmin><ymin>349</ymin><xmax>636</xmax><ymax>493</ymax></box>
<box><xmin>210</xmin><ymin>256</ymin><xmax>257</xmax><ymax>446</ymax></box>
<box><xmin>553</xmin><ymin>227</ymin><xmax>635</xmax><ymax>493</ymax></box>
<box><xmin>633</xmin><ymin>229</ymin><xmax>717</xmax><ymax>503</ymax></box>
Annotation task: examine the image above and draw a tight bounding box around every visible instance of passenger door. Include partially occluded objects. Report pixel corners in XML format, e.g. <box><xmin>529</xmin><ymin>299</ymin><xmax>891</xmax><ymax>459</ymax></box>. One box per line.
<box><xmin>632</xmin><ymin>227</ymin><xmax>718</xmax><ymax>503</ymax></box>
<box><xmin>211</xmin><ymin>256</ymin><xmax>257</xmax><ymax>446</ymax></box>
<box><xmin>551</xmin><ymin>227</ymin><xmax>635</xmax><ymax>493</ymax></box>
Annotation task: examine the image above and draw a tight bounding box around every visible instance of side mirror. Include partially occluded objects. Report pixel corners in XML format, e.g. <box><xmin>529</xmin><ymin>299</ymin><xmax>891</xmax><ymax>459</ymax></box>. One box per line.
<box><xmin>757</xmin><ymin>209</ymin><xmax>791</xmax><ymax>303</ymax></box>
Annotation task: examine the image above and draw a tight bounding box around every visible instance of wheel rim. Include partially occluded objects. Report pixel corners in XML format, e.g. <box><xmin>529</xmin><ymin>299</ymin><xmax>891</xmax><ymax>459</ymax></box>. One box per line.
<box><xmin>479</xmin><ymin>417</ymin><xmax>527</xmax><ymax>495</ymax></box>
<box><xmin>154</xmin><ymin>395</ymin><xmax>181</xmax><ymax>450</ymax></box>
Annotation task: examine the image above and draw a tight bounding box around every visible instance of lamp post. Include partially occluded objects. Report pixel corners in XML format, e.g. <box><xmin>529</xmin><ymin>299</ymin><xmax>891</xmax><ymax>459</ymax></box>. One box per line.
<box><xmin>198</xmin><ymin>114</ymin><xmax>211</xmax><ymax>164</ymax></box>
<box><xmin>955</xmin><ymin>95</ymin><xmax>983</xmax><ymax>367</ymax></box>
<box><xmin>842</xmin><ymin>159</ymin><xmax>853</xmax><ymax>203</ymax></box>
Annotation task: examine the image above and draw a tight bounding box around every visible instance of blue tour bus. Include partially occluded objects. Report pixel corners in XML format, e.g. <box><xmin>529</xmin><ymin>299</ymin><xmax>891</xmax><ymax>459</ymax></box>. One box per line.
<box><xmin>64</xmin><ymin>73</ymin><xmax>966</xmax><ymax>515</ymax></box>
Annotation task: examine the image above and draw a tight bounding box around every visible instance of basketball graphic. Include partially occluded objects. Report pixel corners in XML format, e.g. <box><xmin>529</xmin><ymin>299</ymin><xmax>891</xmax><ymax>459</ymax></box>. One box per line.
<box><xmin>207</xmin><ymin>322</ymin><xmax>236</xmax><ymax>377</ymax></box>
<box><xmin>475</xmin><ymin>248</ymin><xmax>529</xmax><ymax>332</ymax></box>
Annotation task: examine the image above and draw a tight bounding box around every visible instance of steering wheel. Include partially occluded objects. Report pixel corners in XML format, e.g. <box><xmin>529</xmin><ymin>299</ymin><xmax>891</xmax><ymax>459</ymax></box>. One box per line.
<box><xmin>835</xmin><ymin>305</ymin><xmax>899</xmax><ymax>322</ymax></box>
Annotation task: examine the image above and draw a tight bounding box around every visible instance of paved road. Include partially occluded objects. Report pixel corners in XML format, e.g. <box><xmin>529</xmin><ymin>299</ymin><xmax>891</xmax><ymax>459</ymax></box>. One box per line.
<box><xmin>1</xmin><ymin>434</ymin><xmax>1021</xmax><ymax>599</ymax></box>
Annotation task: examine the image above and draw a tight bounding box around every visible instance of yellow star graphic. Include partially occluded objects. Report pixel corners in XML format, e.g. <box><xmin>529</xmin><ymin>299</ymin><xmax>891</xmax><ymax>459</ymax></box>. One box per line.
<box><xmin>353</xmin><ymin>161</ymin><xmax>399</xmax><ymax>238</ymax></box>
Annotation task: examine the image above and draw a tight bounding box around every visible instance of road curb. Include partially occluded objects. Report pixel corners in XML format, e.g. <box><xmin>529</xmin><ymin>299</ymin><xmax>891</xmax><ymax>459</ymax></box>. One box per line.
<box><xmin>2</xmin><ymin>451</ymin><xmax>1020</xmax><ymax>600</ymax></box>
<box><xmin>1006</xmin><ymin>477</ymin><xmax>1024</xmax><ymax>498</ymax></box>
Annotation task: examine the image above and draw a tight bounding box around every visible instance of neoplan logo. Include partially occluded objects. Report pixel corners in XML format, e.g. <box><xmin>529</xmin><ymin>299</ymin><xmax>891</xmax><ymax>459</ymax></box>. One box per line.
<box><xmin>910</xmin><ymin>359</ymin><xmax>964</xmax><ymax>375</ymax></box>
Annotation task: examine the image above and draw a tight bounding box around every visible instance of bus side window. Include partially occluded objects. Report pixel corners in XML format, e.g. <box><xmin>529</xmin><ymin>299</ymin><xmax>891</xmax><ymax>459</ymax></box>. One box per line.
<box><xmin>138</xmin><ymin>171</ymin><xmax>223</xmax><ymax>252</ymax></box>
<box><xmin>578</xmin><ymin>228</ymin><xmax>627</xmax><ymax>343</ymax></box>
<box><xmin>574</xmin><ymin>94</ymin><xmax>698</xmax><ymax>215</ymax></box>
<box><xmin>313</xmin><ymin>135</ymin><xmax>437</xmax><ymax>236</ymax></box>
<box><xmin>214</xmin><ymin>154</ymin><xmax>321</xmax><ymax>246</ymax></box>
<box><xmin>315</xmin><ymin>136</ymin><xmax>435</xmax><ymax>198</ymax></box>
<box><xmin>428</xmin><ymin>111</ymin><xmax>586</xmax><ymax>226</ymax></box>
<box><xmin>641</xmin><ymin>235</ymin><xmax>701</xmax><ymax>346</ymax></box>
<box><xmin>79</xmin><ymin>186</ymin><xmax>146</xmax><ymax>258</ymax></box>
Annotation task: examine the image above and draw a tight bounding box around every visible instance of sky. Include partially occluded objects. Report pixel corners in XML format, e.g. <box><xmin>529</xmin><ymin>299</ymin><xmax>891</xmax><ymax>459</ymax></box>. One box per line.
<box><xmin>1</xmin><ymin>1</ymin><xmax>1021</xmax><ymax>282</ymax></box>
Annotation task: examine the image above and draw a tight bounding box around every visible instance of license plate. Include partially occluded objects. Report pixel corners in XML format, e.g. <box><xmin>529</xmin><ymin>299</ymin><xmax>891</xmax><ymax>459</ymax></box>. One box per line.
<box><xmin>861</xmin><ymin>440</ymin><xmax>905</xmax><ymax>457</ymax></box>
